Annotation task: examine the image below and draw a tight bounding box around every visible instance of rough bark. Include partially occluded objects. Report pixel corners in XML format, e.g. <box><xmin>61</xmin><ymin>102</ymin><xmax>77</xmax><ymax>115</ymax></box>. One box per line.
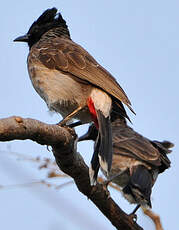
<box><xmin>0</xmin><ymin>116</ymin><xmax>143</xmax><ymax>230</ymax></box>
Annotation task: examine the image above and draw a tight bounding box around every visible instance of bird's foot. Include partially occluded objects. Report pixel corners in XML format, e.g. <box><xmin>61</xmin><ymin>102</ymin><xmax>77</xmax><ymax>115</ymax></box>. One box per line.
<box><xmin>102</xmin><ymin>178</ymin><xmax>111</xmax><ymax>188</ymax></box>
<box><xmin>87</xmin><ymin>184</ymin><xmax>98</xmax><ymax>199</ymax></box>
<box><xmin>56</xmin><ymin>119</ymin><xmax>67</xmax><ymax>127</ymax></box>
<box><xmin>56</xmin><ymin>121</ymin><xmax>77</xmax><ymax>138</ymax></box>
<box><xmin>88</xmin><ymin>182</ymin><xmax>110</xmax><ymax>200</ymax></box>
<box><xmin>101</xmin><ymin>180</ymin><xmax>111</xmax><ymax>198</ymax></box>
<box><xmin>57</xmin><ymin>120</ymin><xmax>82</xmax><ymax>129</ymax></box>
<box><xmin>57</xmin><ymin>121</ymin><xmax>82</xmax><ymax>128</ymax></box>
<box><xmin>128</xmin><ymin>213</ymin><xmax>137</xmax><ymax>222</ymax></box>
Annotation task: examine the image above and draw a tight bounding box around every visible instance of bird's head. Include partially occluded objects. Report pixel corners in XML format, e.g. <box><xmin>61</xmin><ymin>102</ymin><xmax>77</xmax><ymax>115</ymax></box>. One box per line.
<box><xmin>14</xmin><ymin>8</ymin><xmax>70</xmax><ymax>48</ymax></box>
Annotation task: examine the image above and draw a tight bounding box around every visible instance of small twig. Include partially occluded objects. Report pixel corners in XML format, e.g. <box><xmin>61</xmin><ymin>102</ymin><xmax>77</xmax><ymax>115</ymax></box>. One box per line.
<box><xmin>55</xmin><ymin>180</ymin><xmax>74</xmax><ymax>189</ymax></box>
<box><xmin>0</xmin><ymin>180</ymin><xmax>52</xmax><ymax>190</ymax></box>
<box><xmin>142</xmin><ymin>208</ymin><xmax>164</xmax><ymax>230</ymax></box>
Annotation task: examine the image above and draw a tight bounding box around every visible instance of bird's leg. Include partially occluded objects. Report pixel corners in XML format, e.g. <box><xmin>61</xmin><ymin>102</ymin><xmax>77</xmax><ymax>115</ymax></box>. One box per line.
<box><xmin>69</xmin><ymin>121</ymin><xmax>82</xmax><ymax>128</ymax></box>
<box><xmin>131</xmin><ymin>204</ymin><xmax>140</xmax><ymax>215</ymax></box>
<box><xmin>103</xmin><ymin>171</ymin><xmax>124</xmax><ymax>187</ymax></box>
<box><xmin>57</xmin><ymin>106</ymin><xmax>83</xmax><ymax>126</ymax></box>
<box><xmin>101</xmin><ymin>171</ymin><xmax>124</xmax><ymax>199</ymax></box>
<box><xmin>128</xmin><ymin>204</ymin><xmax>140</xmax><ymax>221</ymax></box>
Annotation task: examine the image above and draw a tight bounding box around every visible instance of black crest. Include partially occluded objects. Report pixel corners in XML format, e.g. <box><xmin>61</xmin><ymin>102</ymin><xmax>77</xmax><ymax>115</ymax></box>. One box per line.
<box><xmin>14</xmin><ymin>8</ymin><xmax>70</xmax><ymax>48</ymax></box>
<box><xmin>28</xmin><ymin>7</ymin><xmax>67</xmax><ymax>33</ymax></box>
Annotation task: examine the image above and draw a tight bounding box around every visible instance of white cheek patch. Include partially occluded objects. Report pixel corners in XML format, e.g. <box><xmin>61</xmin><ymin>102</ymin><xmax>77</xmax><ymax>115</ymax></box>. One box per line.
<box><xmin>90</xmin><ymin>88</ymin><xmax>112</xmax><ymax>117</ymax></box>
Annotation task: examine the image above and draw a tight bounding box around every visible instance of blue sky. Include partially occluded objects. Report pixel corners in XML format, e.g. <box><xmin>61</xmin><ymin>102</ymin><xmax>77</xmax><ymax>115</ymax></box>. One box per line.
<box><xmin>0</xmin><ymin>1</ymin><xmax>178</xmax><ymax>229</ymax></box>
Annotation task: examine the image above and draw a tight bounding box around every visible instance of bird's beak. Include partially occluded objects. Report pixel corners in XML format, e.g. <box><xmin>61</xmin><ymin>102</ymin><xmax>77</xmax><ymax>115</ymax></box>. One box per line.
<box><xmin>14</xmin><ymin>34</ymin><xmax>29</xmax><ymax>42</ymax></box>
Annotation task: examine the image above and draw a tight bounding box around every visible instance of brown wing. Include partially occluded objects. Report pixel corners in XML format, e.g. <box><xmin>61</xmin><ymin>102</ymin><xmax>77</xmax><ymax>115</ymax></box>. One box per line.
<box><xmin>37</xmin><ymin>37</ymin><xmax>134</xmax><ymax>113</ymax></box>
<box><xmin>149</xmin><ymin>140</ymin><xmax>171</xmax><ymax>172</ymax></box>
<box><xmin>112</xmin><ymin>125</ymin><xmax>162</xmax><ymax>167</ymax></box>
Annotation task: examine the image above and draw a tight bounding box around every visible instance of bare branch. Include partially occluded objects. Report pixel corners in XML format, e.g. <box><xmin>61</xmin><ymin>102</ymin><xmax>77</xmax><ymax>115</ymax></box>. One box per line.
<box><xmin>0</xmin><ymin>116</ymin><xmax>76</xmax><ymax>147</ymax></box>
<box><xmin>0</xmin><ymin>116</ymin><xmax>143</xmax><ymax>230</ymax></box>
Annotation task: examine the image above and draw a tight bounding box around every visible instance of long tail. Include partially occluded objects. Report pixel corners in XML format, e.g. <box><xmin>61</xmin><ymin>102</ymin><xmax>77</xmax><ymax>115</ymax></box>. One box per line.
<box><xmin>87</xmin><ymin>90</ymin><xmax>113</xmax><ymax>183</ymax></box>
<box><xmin>96</xmin><ymin>110</ymin><xmax>112</xmax><ymax>175</ymax></box>
<box><xmin>89</xmin><ymin>134</ymin><xmax>100</xmax><ymax>185</ymax></box>
<box><xmin>78</xmin><ymin>121</ymin><xmax>112</xmax><ymax>185</ymax></box>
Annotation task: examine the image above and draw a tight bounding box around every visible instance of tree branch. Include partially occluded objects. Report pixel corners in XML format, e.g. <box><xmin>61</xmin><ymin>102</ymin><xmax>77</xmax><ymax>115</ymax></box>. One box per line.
<box><xmin>0</xmin><ymin>116</ymin><xmax>143</xmax><ymax>230</ymax></box>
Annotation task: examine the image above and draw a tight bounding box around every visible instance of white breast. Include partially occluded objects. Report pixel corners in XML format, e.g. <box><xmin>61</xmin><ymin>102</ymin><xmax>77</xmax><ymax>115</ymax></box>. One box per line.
<box><xmin>28</xmin><ymin>63</ymin><xmax>91</xmax><ymax>122</ymax></box>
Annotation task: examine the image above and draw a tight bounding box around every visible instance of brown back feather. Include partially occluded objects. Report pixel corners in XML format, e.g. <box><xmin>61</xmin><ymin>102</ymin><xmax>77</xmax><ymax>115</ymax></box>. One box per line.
<box><xmin>112</xmin><ymin>122</ymin><xmax>170</xmax><ymax>169</ymax></box>
<box><xmin>36</xmin><ymin>37</ymin><xmax>134</xmax><ymax>113</ymax></box>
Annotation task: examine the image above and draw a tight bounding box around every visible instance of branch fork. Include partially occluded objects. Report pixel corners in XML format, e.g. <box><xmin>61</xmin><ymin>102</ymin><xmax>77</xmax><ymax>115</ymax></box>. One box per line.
<box><xmin>0</xmin><ymin>116</ymin><xmax>143</xmax><ymax>230</ymax></box>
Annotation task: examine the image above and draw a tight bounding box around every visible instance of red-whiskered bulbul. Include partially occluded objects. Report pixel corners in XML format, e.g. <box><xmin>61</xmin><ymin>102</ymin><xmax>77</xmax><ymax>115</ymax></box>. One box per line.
<box><xmin>14</xmin><ymin>8</ymin><xmax>134</xmax><ymax>183</ymax></box>
<box><xmin>79</xmin><ymin>118</ymin><xmax>173</xmax><ymax>212</ymax></box>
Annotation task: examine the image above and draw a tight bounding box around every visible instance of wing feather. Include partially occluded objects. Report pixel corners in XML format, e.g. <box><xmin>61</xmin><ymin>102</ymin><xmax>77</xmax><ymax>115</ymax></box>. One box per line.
<box><xmin>37</xmin><ymin>38</ymin><xmax>134</xmax><ymax>112</ymax></box>
<box><xmin>112</xmin><ymin>126</ymin><xmax>161</xmax><ymax>166</ymax></box>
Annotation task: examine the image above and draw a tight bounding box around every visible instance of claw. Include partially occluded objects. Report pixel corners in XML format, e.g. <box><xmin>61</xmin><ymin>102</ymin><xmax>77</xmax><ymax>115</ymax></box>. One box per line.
<box><xmin>46</xmin><ymin>145</ymin><xmax>51</xmax><ymax>152</ymax></box>
<box><xmin>128</xmin><ymin>213</ymin><xmax>137</xmax><ymax>222</ymax></box>
<box><xmin>102</xmin><ymin>182</ymin><xmax>111</xmax><ymax>198</ymax></box>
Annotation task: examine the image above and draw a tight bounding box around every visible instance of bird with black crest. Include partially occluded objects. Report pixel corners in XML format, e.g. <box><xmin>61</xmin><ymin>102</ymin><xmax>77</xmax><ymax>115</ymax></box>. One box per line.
<box><xmin>14</xmin><ymin>8</ymin><xmax>134</xmax><ymax>183</ymax></box>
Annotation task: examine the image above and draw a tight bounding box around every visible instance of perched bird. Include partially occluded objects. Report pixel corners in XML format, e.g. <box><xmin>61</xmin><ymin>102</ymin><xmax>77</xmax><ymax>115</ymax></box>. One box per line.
<box><xmin>78</xmin><ymin>118</ymin><xmax>173</xmax><ymax>212</ymax></box>
<box><xmin>14</xmin><ymin>8</ymin><xmax>134</xmax><ymax>182</ymax></box>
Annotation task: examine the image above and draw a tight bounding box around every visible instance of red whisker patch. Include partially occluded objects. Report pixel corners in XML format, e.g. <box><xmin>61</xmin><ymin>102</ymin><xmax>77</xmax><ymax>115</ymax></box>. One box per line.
<box><xmin>87</xmin><ymin>97</ymin><xmax>99</xmax><ymax>129</ymax></box>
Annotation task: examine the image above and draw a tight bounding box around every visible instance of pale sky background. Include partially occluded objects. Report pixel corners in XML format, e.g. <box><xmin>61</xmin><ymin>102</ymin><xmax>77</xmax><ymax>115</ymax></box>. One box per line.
<box><xmin>0</xmin><ymin>1</ymin><xmax>178</xmax><ymax>229</ymax></box>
